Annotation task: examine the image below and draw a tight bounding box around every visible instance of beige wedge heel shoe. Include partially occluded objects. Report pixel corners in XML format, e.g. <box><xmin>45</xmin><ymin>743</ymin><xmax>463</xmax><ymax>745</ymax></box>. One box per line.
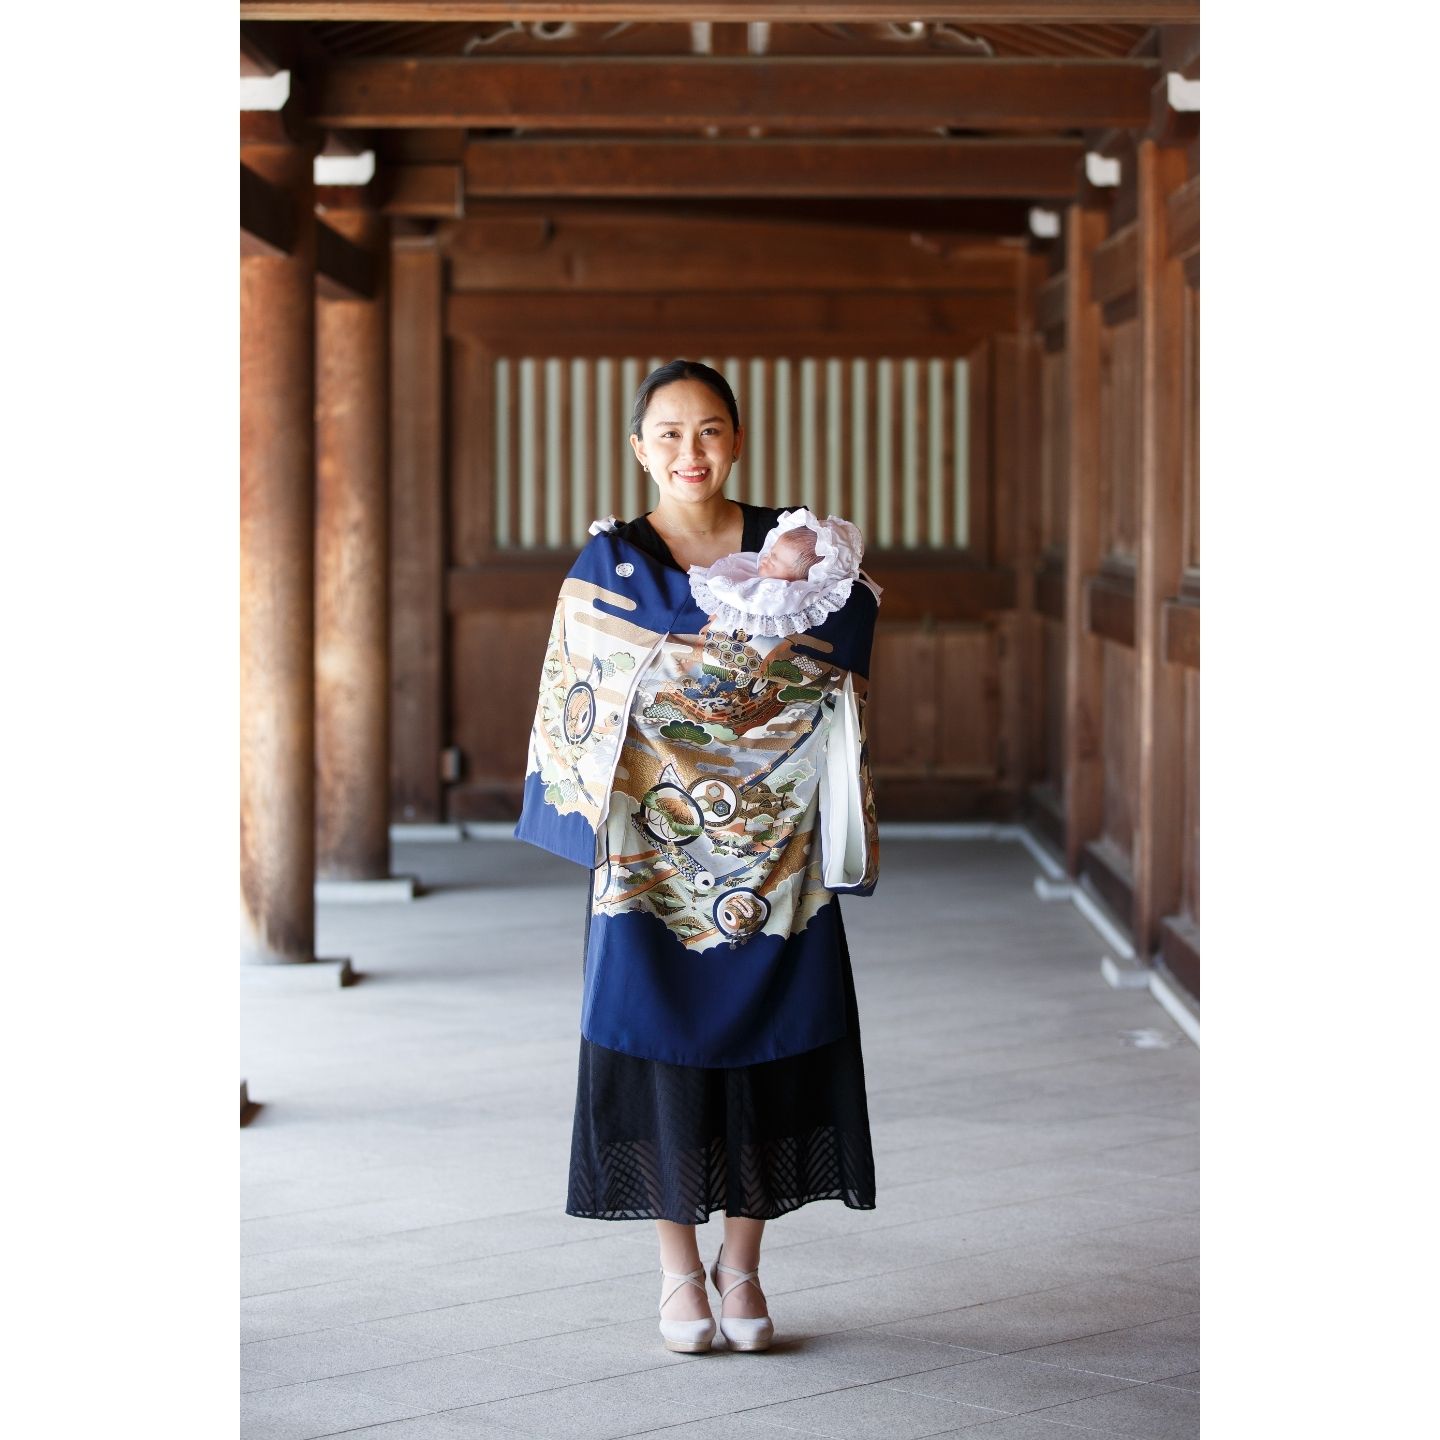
<box><xmin>658</xmin><ymin>1265</ymin><xmax>717</xmax><ymax>1353</ymax></box>
<box><xmin>709</xmin><ymin>1244</ymin><xmax>775</xmax><ymax>1352</ymax></box>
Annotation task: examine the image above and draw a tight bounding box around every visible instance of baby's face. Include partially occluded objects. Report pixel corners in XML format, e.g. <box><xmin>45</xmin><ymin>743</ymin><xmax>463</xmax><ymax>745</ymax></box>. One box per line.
<box><xmin>758</xmin><ymin>533</ymin><xmax>816</xmax><ymax>581</ymax></box>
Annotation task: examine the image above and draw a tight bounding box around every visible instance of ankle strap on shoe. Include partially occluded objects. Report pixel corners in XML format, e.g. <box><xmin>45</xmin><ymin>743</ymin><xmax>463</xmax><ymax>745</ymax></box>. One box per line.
<box><xmin>713</xmin><ymin>1258</ymin><xmax>761</xmax><ymax>1300</ymax></box>
<box><xmin>660</xmin><ymin>1266</ymin><xmax>705</xmax><ymax>1311</ymax></box>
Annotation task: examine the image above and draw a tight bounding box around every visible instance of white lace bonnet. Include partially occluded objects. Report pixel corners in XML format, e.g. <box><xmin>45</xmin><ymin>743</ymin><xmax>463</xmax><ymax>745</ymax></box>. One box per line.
<box><xmin>687</xmin><ymin>507</ymin><xmax>868</xmax><ymax>639</ymax></box>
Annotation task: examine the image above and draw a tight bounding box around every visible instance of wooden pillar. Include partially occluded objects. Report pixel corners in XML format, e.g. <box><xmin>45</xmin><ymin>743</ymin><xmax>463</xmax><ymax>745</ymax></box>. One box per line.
<box><xmin>1132</xmin><ymin>139</ymin><xmax>1190</xmax><ymax>958</ymax></box>
<box><xmin>389</xmin><ymin>233</ymin><xmax>446</xmax><ymax>822</ymax></box>
<box><xmin>316</xmin><ymin>210</ymin><xmax>392</xmax><ymax>879</ymax></box>
<box><xmin>240</xmin><ymin>138</ymin><xmax>317</xmax><ymax>964</ymax></box>
<box><xmin>1061</xmin><ymin>201</ymin><xmax>1108</xmax><ymax>876</ymax></box>
<box><xmin>991</xmin><ymin>330</ymin><xmax>1037</xmax><ymax>796</ymax></box>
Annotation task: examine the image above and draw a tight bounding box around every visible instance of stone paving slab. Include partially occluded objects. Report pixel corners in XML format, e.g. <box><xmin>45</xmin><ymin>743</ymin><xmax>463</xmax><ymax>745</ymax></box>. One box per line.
<box><xmin>241</xmin><ymin>839</ymin><xmax>1198</xmax><ymax>1439</ymax></box>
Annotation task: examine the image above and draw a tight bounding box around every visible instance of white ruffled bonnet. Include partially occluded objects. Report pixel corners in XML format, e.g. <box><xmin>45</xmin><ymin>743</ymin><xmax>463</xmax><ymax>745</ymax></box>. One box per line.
<box><xmin>688</xmin><ymin>508</ymin><xmax>867</xmax><ymax>639</ymax></box>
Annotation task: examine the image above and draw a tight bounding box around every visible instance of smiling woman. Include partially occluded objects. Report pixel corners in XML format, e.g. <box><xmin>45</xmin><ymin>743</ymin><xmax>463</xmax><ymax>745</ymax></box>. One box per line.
<box><xmin>515</xmin><ymin>359</ymin><xmax>882</xmax><ymax>1357</ymax></box>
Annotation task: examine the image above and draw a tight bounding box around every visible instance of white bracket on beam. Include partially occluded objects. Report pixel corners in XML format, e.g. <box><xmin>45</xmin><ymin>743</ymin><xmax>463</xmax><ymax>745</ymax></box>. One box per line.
<box><xmin>1166</xmin><ymin>72</ymin><xmax>1200</xmax><ymax>112</ymax></box>
<box><xmin>240</xmin><ymin>70</ymin><xmax>290</xmax><ymax>112</ymax></box>
<box><xmin>315</xmin><ymin>150</ymin><xmax>376</xmax><ymax>186</ymax></box>
<box><xmin>1028</xmin><ymin>207</ymin><xmax>1060</xmax><ymax>240</ymax></box>
<box><xmin>1085</xmin><ymin>152</ymin><xmax>1121</xmax><ymax>187</ymax></box>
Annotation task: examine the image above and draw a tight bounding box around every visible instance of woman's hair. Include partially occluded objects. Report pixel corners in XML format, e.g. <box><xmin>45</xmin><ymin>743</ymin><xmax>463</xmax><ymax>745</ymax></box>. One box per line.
<box><xmin>629</xmin><ymin>359</ymin><xmax>740</xmax><ymax>439</ymax></box>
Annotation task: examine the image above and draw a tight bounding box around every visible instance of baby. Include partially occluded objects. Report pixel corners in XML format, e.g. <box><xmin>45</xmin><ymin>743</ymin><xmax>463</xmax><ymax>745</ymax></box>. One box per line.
<box><xmin>756</xmin><ymin>524</ymin><xmax>821</xmax><ymax>581</ymax></box>
<box><xmin>688</xmin><ymin>507</ymin><xmax>866</xmax><ymax>639</ymax></box>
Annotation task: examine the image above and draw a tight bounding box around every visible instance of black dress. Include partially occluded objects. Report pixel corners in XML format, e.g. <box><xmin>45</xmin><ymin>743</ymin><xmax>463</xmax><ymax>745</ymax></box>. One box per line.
<box><xmin>565</xmin><ymin>502</ymin><xmax>878</xmax><ymax>1223</ymax></box>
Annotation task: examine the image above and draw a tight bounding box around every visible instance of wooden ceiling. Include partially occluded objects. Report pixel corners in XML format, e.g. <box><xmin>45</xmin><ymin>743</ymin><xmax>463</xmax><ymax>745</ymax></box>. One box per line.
<box><xmin>287</xmin><ymin>18</ymin><xmax>1149</xmax><ymax>61</ymax></box>
<box><xmin>243</xmin><ymin>7</ymin><xmax>1197</xmax><ymax>240</ymax></box>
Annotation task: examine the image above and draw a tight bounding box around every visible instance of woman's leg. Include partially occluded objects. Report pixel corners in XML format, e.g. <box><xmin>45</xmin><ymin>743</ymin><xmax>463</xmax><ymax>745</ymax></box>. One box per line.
<box><xmin>718</xmin><ymin>1215</ymin><xmax>769</xmax><ymax>1319</ymax></box>
<box><xmin>655</xmin><ymin>1220</ymin><xmax>710</xmax><ymax>1320</ymax></box>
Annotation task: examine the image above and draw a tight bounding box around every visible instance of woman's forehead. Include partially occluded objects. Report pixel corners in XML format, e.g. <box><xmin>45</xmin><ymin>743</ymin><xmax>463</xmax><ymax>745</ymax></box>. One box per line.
<box><xmin>647</xmin><ymin>379</ymin><xmax>728</xmax><ymax>424</ymax></box>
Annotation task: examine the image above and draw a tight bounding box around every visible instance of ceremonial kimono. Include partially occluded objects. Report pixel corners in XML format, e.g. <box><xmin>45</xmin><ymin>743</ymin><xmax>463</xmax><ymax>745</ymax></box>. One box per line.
<box><xmin>517</xmin><ymin>503</ymin><xmax>879</xmax><ymax>1222</ymax></box>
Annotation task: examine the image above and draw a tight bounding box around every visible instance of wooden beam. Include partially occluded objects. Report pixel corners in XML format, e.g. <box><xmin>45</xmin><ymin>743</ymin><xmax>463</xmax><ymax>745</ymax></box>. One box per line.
<box><xmin>1084</xmin><ymin>569</ymin><xmax>1135</xmax><ymax>648</ymax></box>
<box><xmin>245</xmin><ymin>3</ymin><xmax>1199</xmax><ymax>20</ymax></box>
<box><xmin>1162</xmin><ymin>596</ymin><xmax>1199</xmax><ymax>668</ymax></box>
<box><xmin>1167</xmin><ymin>173</ymin><xmax>1199</xmax><ymax>261</ymax></box>
<box><xmin>381</xmin><ymin>164</ymin><xmax>463</xmax><ymax>218</ymax></box>
<box><xmin>1036</xmin><ymin>554</ymin><xmax>1065</xmax><ymax>620</ymax></box>
<box><xmin>1131</xmin><ymin>137</ymin><xmax>1190</xmax><ymax>962</ymax></box>
<box><xmin>1091</xmin><ymin>221</ymin><xmax>1138</xmax><ymax>306</ymax></box>
<box><xmin>241</xmin><ymin>163</ymin><xmax>295</xmax><ymax>258</ymax></box>
<box><xmin>315</xmin><ymin>218</ymin><xmax>378</xmax><ymax>300</ymax></box>
<box><xmin>1061</xmin><ymin>202</ymin><xmax>1107</xmax><ymax>876</ymax></box>
<box><xmin>448</xmin><ymin>290</ymin><xmax>1020</xmax><ymax>352</ymax></box>
<box><xmin>463</xmin><ymin>137</ymin><xmax>1086</xmax><ymax>200</ymax></box>
<box><xmin>444</xmin><ymin>212</ymin><xmax>1028</xmax><ymax>293</ymax></box>
<box><xmin>451</xmin><ymin>195</ymin><xmax>1037</xmax><ymax>236</ymax></box>
<box><xmin>308</xmin><ymin>57</ymin><xmax>1159</xmax><ymax>132</ymax></box>
<box><xmin>1035</xmin><ymin>273</ymin><xmax>1066</xmax><ymax>336</ymax></box>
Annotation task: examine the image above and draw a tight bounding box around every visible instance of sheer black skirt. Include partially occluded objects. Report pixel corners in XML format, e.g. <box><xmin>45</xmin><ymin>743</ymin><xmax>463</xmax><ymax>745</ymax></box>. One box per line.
<box><xmin>566</xmin><ymin>880</ymin><xmax>877</xmax><ymax>1223</ymax></box>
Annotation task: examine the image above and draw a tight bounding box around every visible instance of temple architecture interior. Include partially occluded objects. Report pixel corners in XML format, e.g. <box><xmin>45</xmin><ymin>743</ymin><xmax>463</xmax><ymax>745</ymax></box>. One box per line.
<box><xmin>239</xmin><ymin>3</ymin><xmax>1200</xmax><ymax>1002</ymax></box>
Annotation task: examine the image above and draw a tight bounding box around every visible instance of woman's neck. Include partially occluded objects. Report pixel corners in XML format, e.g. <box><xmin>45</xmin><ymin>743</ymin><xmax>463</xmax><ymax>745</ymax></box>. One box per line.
<box><xmin>647</xmin><ymin>495</ymin><xmax>739</xmax><ymax>539</ymax></box>
<box><xmin>646</xmin><ymin>497</ymin><xmax>744</xmax><ymax>570</ymax></box>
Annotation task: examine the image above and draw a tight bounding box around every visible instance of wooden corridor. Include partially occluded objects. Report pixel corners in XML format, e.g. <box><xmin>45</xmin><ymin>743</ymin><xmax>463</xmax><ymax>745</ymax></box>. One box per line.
<box><xmin>239</xmin><ymin>6</ymin><xmax>1201</xmax><ymax>1001</ymax></box>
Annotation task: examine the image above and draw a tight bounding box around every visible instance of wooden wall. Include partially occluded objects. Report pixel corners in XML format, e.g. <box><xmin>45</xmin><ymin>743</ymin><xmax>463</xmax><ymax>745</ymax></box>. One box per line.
<box><xmin>392</xmin><ymin>207</ymin><xmax>1041</xmax><ymax>826</ymax></box>
<box><xmin>1023</xmin><ymin>121</ymin><xmax>1200</xmax><ymax>996</ymax></box>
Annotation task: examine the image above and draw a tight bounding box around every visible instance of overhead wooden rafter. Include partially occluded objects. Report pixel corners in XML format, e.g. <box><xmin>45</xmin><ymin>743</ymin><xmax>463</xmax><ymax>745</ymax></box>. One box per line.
<box><xmin>241</xmin><ymin>163</ymin><xmax>295</xmax><ymax>256</ymax></box>
<box><xmin>443</xmin><ymin>208</ymin><xmax>1030</xmax><ymax>291</ymax></box>
<box><xmin>242</xmin><ymin>4</ymin><xmax>1197</xmax><ymax>20</ymax></box>
<box><xmin>446</xmin><ymin>288</ymin><xmax>1019</xmax><ymax>356</ymax></box>
<box><xmin>307</xmin><ymin>56</ymin><xmax>1157</xmax><ymax>130</ymax></box>
<box><xmin>464</xmin><ymin>137</ymin><xmax>1086</xmax><ymax>198</ymax></box>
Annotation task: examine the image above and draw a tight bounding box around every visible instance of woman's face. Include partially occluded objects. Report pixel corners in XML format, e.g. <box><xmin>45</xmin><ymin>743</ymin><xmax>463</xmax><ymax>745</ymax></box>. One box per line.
<box><xmin>629</xmin><ymin>379</ymin><xmax>744</xmax><ymax>510</ymax></box>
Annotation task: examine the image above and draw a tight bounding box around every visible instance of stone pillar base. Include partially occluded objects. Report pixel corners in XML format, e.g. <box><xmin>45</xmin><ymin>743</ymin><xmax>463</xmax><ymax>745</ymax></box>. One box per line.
<box><xmin>240</xmin><ymin>956</ymin><xmax>354</xmax><ymax>988</ymax></box>
<box><xmin>315</xmin><ymin>876</ymin><xmax>418</xmax><ymax>904</ymax></box>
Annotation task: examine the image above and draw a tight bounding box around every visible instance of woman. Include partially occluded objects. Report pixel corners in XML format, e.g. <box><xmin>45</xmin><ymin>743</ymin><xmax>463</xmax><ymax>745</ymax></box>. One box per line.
<box><xmin>515</xmin><ymin>360</ymin><xmax>880</xmax><ymax>1354</ymax></box>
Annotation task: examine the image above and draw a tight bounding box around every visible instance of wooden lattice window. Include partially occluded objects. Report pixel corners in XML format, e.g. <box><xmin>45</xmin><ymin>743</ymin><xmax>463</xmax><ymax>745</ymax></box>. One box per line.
<box><xmin>485</xmin><ymin>354</ymin><xmax>971</xmax><ymax>553</ymax></box>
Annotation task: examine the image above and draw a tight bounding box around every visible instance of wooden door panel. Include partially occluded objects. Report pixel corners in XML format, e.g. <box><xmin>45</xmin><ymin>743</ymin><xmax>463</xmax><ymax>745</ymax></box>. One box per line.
<box><xmin>867</xmin><ymin>624</ymin><xmax>936</xmax><ymax>773</ymax></box>
<box><xmin>937</xmin><ymin>625</ymin><xmax>998</xmax><ymax>778</ymax></box>
<box><xmin>447</xmin><ymin>606</ymin><xmax>554</xmax><ymax>819</ymax></box>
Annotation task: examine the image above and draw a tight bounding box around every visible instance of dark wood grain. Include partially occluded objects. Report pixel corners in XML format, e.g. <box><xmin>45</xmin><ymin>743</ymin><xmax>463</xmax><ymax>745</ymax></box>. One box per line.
<box><xmin>1131</xmin><ymin>138</ymin><xmax>1190</xmax><ymax>961</ymax></box>
<box><xmin>446</xmin><ymin>212</ymin><xmax>1027</xmax><ymax>293</ymax></box>
<box><xmin>1084</xmin><ymin>568</ymin><xmax>1136</xmax><ymax>648</ymax></box>
<box><xmin>246</xmin><ymin>2</ymin><xmax>1198</xmax><ymax>19</ymax></box>
<box><xmin>315</xmin><ymin>217</ymin><xmax>379</xmax><ymax>300</ymax></box>
<box><xmin>1162</xmin><ymin>596</ymin><xmax>1199</xmax><ymax>668</ymax></box>
<box><xmin>463</xmin><ymin>137</ymin><xmax>1087</xmax><ymax>198</ymax></box>
<box><xmin>388</xmin><ymin>236</ymin><xmax>446</xmax><ymax>822</ymax></box>
<box><xmin>381</xmin><ymin>163</ymin><xmax>463</xmax><ymax>217</ymax></box>
<box><xmin>1061</xmin><ymin>202</ymin><xmax>1107</xmax><ymax>875</ymax></box>
<box><xmin>240</xmin><ymin>163</ymin><xmax>295</xmax><ymax>258</ymax></box>
<box><xmin>1092</xmin><ymin>220</ymin><xmax>1137</xmax><ymax>307</ymax></box>
<box><xmin>308</xmin><ymin>56</ymin><xmax>1159</xmax><ymax>131</ymax></box>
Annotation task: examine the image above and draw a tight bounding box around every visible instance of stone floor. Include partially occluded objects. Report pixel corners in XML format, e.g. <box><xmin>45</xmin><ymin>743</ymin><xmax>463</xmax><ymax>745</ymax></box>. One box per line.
<box><xmin>241</xmin><ymin>837</ymin><xmax>1199</xmax><ymax>1440</ymax></box>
